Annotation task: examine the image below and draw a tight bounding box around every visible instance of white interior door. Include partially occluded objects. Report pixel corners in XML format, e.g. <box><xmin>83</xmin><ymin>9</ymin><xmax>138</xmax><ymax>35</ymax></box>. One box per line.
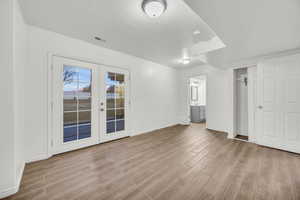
<box><xmin>51</xmin><ymin>56</ymin><xmax>130</xmax><ymax>155</ymax></box>
<box><xmin>257</xmin><ymin>54</ymin><xmax>300</xmax><ymax>153</ymax></box>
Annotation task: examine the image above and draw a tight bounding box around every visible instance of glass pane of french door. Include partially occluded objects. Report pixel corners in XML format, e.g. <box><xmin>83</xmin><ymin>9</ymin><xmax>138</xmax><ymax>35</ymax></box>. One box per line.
<box><xmin>105</xmin><ymin>72</ymin><xmax>125</xmax><ymax>134</ymax></box>
<box><xmin>63</xmin><ymin>65</ymin><xmax>92</xmax><ymax>142</ymax></box>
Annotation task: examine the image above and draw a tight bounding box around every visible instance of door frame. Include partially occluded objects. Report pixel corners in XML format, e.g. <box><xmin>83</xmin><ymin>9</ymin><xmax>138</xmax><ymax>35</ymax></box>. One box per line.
<box><xmin>235</xmin><ymin>68</ymin><xmax>249</xmax><ymax>137</ymax></box>
<box><xmin>230</xmin><ymin>65</ymin><xmax>257</xmax><ymax>142</ymax></box>
<box><xmin>184</xmin><ymin>73</ymin><xmax>208</xmax><ymax>126</ymax></box>
<box><xmin>47</xmin><ymin>53</ymin><xmax>131</xmax><ymax>157</ymax></box>
<box><xmin>247</xmin><ymin>66</ymin><xmax>258</xmax><ymax>143</ymax></box>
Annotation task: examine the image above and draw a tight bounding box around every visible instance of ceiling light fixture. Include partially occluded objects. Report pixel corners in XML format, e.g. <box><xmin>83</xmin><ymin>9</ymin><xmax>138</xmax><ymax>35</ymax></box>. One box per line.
<box><xmin>193</xmin><ymin>30</ymin><xmax>201</xmax><ymax>35</ymax></box>
<box><xmin>182</xmin><ymin>58</ymin><xmax>191</xmax><ymax>65</ymax></box>
<box><xmin>142</xmin><ymin>0</ymin><xmax>167</xmax><ymax>18</ymax></box>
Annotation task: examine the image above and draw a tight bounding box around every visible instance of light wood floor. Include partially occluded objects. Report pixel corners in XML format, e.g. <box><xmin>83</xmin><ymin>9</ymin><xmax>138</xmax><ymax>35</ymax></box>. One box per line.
<box><xmin>5</xmin><ymin>123</ymin><xmax>300</xmax><ymax>200</ymax></box>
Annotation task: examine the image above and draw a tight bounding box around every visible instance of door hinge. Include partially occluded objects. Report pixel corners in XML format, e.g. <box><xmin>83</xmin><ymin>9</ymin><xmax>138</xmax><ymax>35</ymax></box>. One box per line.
<box><xmin>51</xmin><ymin>139</ymin><xmax>53</xmax><ymax>147</ymax></box>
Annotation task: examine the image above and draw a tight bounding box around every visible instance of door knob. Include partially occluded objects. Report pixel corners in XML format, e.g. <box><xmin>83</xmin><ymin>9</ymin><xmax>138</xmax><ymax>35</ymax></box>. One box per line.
<box><xmin>258</xmin><ymin>105</ymin><xmax>263</xmax><ymax>109</ymax></box>
<box><xmin>100</xmin><ymin>108</ymin><xmax>104</xmax><ymax>112</ymax></box>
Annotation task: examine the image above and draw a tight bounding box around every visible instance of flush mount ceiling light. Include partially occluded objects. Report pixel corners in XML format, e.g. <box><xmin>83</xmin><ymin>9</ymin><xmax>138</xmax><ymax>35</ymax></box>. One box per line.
<box><xmin>181</xmin><ymin>57</ymin><xmax>191</xmax><ymax>65</ymax></box>
<box><xmin>142</xmin><ymin>0</ymin><xmax>167</xmax><ymax>18</ymax></box>
<box><xmin>193</xmin><ymin>30</ymin><xmax>201</xmax><ymax>35</ymax></box>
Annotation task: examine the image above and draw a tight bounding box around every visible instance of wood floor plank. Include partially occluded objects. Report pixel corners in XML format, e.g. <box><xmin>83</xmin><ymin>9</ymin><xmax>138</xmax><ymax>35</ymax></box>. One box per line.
<box><xmin>4</xmin><ymin>123</ymin><xmax>300</xmax><ymax>200</ymax></box>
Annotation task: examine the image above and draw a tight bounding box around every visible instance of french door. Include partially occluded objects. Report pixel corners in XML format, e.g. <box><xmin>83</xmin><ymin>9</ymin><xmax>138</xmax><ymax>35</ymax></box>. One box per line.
<box><xmin>51</xmin><ymin>56</ymin><xmax>129</xmax><ymax>155</ymax></box>
<box><xmin>100</xmin><ymin>66</ymin><xmax>130</xmax><ymax>143</ymax></box>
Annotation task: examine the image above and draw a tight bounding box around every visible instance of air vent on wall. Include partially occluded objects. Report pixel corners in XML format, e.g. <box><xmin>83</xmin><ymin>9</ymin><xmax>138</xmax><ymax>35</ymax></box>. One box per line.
<box><xmin>94</xmin><ymin>36</ymin><xmax>106</xmax><ymax>42</ymax></box>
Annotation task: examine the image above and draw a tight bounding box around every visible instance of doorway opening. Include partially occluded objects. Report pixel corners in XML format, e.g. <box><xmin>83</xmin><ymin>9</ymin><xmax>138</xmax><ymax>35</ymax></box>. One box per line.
<box><xmin>189</xmin><ymin>75</ymin><xmax>206</xmax><ymax>126</ymax></box>
<box><xmin>234</xmin><ymin>68</ymin><xmax>248</xmax><ymax>141</ymax></box>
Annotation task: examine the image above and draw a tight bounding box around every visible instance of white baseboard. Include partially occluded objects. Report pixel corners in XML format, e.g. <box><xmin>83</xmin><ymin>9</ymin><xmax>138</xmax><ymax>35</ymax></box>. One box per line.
<box><xmin>0</xmin><ymin>161</ymin><xmax>25</xmax><ymax>199</ymax></box>
<box><xmin>0</xmin><ymin>185</ymin><xmax>19</xmax><ymax>199</ymax></box>
<box><xmin>130</xmin><ymin>122</ymin><xmax>179</xmax><ymax>137</ymax></box>
<box><xmin>16</xmin><ymin>162</ymin><xmax>25</xmax><ymax>189</ymax></box>
<box><xmin>0</xmin><ymin>154</ymin><xmax>51</xmax><ymax>198</ymax></box>
<box><xmin>26</xmin><ymin>153</ymin><xmax>52</xmax><ymax>163</ymax></box>
<box><xmin>227</xmin><ymin>132</ymin><xmax>235</xmax><ymax>139</ymax></box>
<box><xmin>249</xmin><ymin>139</ymin><xmax>257</xmax><ymax>144</ymax></box>
<box><xmin>179</xmin><ymin>122</ymin><xmax>191</xmax><ymax>125</ymax></box>
<box><xmin>179</xmin><ymin>117</ymin><xmax>191</xmax><ymax>125</ymax></box>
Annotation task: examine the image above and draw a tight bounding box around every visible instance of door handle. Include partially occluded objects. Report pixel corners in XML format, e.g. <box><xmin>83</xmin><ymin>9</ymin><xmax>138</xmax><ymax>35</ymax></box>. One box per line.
<box><xmin>257</xmin><ymin>105</ymin><xmax>263</xmax><ymax>109</ymax></box>
<box><xmin>100</xmin><ymin>102</ymin><xmax>105</xmax><ymax>112</ymax></box>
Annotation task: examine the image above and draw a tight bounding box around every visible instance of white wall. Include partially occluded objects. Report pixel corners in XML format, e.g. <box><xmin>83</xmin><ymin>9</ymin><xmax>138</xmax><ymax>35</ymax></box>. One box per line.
<box><xmin>0</xmin><ymin>0</ymin><xmax>28</xmax><ymax>198</ymax></box>
<box><xmin>178</xmin><ymin>65</ymin><xmax>231</xmax><ymax>132</ymax></box>
<box><xmin>25</xmin><ymin>26</ymin><xmax>180</xmax><ymax>162</ymax></box>
<box><xmin>207</xmin><ymin>69</ymin><xmax>232</xmax><ymax>132</ymax></box>
<box><xmin>13</xmin><ymin>0</ymin><xmax>27</xmax><ymax>185</ymax></box>
<box><xmin>0</xmin><ymin>0</ymin><xmax>15</xmax><ymax>196</ymax></box>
